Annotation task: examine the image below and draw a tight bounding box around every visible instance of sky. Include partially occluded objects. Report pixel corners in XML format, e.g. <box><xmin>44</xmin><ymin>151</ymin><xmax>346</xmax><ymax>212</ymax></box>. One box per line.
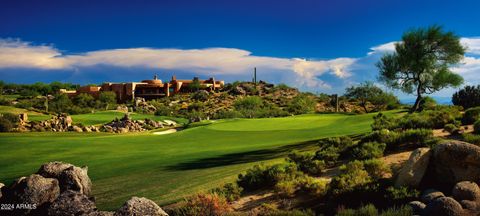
<box><xmin>1</xmin><ymin>0</ymin><xmax>480</xmax><ymax>100</ymax></box>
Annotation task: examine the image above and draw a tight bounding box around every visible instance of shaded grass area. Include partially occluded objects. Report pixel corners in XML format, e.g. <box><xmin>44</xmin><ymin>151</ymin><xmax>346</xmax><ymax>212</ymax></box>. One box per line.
<box><xmin>0</xmin><ymin>111</ymin><xmax>398</xmax><ymax>210</ymax></box>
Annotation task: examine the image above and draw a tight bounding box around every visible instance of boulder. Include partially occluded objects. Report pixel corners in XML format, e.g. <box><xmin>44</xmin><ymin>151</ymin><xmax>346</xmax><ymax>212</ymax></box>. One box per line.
<box><xmin>432</xmin><ymin>141</ymin><xmax>480</xmax><ymax>185</ymax></box>
<box><xmin>452</xmin><ymin>181</ymin><xmax>480</xmax><ymax>201</ymax></box>
<box><xmin>163</xmin><ymin>120</ymin><xmax>177</xmax><ymax>127</ymax></box>
<box><xmin>71</xmin><ymin>125</ymin><xmax>83</xmax><ymax>132</ymax></box>
<box><xmin>459</xmin><ymin>200</ymin><xmax>478</xmax><ymax>211</ymax></box>
<box><xmin>424</xmin><ymin>197</ymin><xmax>464</xmax><ymax>216</ymax></box>
<box><xmin>59</xmin><ymin>166</ymin><xmax>92</xmax><ymax>196</ymax></box>
<box><xmin>114</xmin><ymin>197</ymin><xmax>168</xmax><ymax>216</ymax></box>
<box><xmin>408</xmin><ymin>201</ymin><xmax>426</xmax><ymax>215</ymax></box>
<box><xmin>37</xmin><ymin>161</ymin><xmax>74</xmax><ymax>178</ymax></box>
<box><xmin>0</xmin><ymin>182</ymin><xmax>4</xmax><ymax>199</ymax></box>
<box><xmin>4</xmin><ymin>174</ymin><xmax>60</xmax><ymax>211</ymax></box>
<box><xmin>421</xmin><ymin>189</ymin><xmax>445</xmax><ymax>204</ymax></box>
<box><xmin>395</xmin><ymin>147</ymin><xmax>431</xmax><ymax>187</ymax></box>
<box><xmin>116</xmin><ymin>105</ymin><xmax>129</xmax><ymax>113</ymax></box>
<box><xmin>48</xmin><ymin>190</ymin><xmax>97</xmax><ymax>216</ymax></box>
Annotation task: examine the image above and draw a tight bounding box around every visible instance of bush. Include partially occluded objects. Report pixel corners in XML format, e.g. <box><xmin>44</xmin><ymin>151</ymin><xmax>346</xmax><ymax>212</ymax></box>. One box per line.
<box><xmin>475</xmin><ymin>120</ymin><xmax>480</xmax><ymax>134</ymax></box>
<box><xmin>210</xmin><ymin>183</ymin><xmax>243</xmax><ymax>202</ymax></box>
<box><xmin>0</xmin><ymin>96</ymin><xmax>10</xmax><ymax>105</ymax></box>
<box><xmin>363</xmin><ymin>159</ymin><xmax>391</xmax><ymax>180</ymax></box>
<box><xmin>444</xmin><ymin>123</ymin><xmax>459</xmax><ymax>135</ymax></box>
<box><xmin>463</xmin><ymin>107</ymin><xmax>480</xmax><ymax>125</ymax></box>
<box><xmin>237</xmin><ymin>163</ymin><xmax>298</xmax><ymax>191</ymax></box>
<box><xmin>452</xmin><ymin>85</ymin><xmax>480</xmax><ymax>109</ymax></box>
<box><xmin>337</xmin><ymin>204</ymin><xmax>413</xmax><ymax>216</ymax></box>
<box><xmin>462</xmin><ymin>133</ymin><xmax>480</xmax><ymax>145</ymax></box>
<box><xmin>191</xmin><ymin>90</ymin><xmax>209</xmax><ymax>101</ymax></box>
<box><xmin>298</xmin><ymin>175</ymin><xmax>328</xmax><ymax>196</ymax></box>
<box><xmin>274</xmin><ymin>179</ymin><xmax>298</xmax><ymax>198</ymax></box>
<box><xmin>371</xmin><ymin>113</ymin><xmax>397</xmax><ymax>131</ymax></box>
<box><xmin>287</xmin><ymin>94</ymin><xmax>316</xmax><ymax>115</ymax></box>
<box><xmin>1</xmin><ymin>113</ymin><xmax>19</xmax><ymax>123</ymax></box>
<box><xmin>352</xmin><ymin>142</ymin><xmax>386</xmax><ymax>160</ymax></box>
<box><xmin>166</xmin><ymin>193</ymin><xmax>231</xmax><ymax>216</ymax></box>
<box><xmin>0</xmin><ymin>117</ymin><xmax>13</xmax><ymax>132</ymax></box>
<box><xmin>329</xmin><ymin>161</ymin><xmax>373</xmax><ymax>195</ymax></box>
<box><xmin>213</xmin><ymin>110</ymin><xmax>243</xmax><ymax>119</ymax></box>
<box><xmin>384</xmin><ymin>186</ymin><xmax>419</xmax><ymax>202</ymax></box>
<box><xmin>316</xmin><ymin>136</ymin><xmax>355</xmax><ymax>165</ymax></box>
<box><xmin>363</xmin><ymin>129</ymin><xmax>433</xmax><ymax>150</ymax></box>
<box><xmin>287</xmin><ymin>151</ymin><xmax>325</xmax><ymax>176</ymax></box>
<box><xmin>154</xmin><ymin>105</ymin><xmax>173</xmax><ymax>116</ymax></box>
<box><xmin>418</xmin><ymin>96</ymin><xmax>437</xmax><ymax>111</ymax></box>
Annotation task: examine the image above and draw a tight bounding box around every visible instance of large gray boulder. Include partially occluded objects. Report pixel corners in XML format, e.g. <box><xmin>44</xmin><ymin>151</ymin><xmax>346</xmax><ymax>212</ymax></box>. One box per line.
<box><xmin>48</xmin><ymin>190</ymin><xmax>97</xmax><ymax>216</ymax></box>
<box><xmin>4</xmin><ymin>174</ymin><xmax>60</xmax><ymax>215</ymax></box>
<box><xmin>408</xmin><ymin>201</ymin><xmax>426</xmax><ymax>215</ymax></box>
<box><xmin>395</xmin><ymin>147</ymin><xmax>431</xmax><ymax>187</ymax></box>
<box><xmin>421</xmin><ymin>189</ymin><xmax>445</xmax><ymax>204</ymax></box>
<box><xmin>424</xmin><ymin>197</ymin><xmax>465</xmax><ymax>216</ymax></box>
<box><xmin>59</xmin><ymin>166</ymin><xmax>92</xmax><ymax>196</ymax></box>
<box><xmin>37</xmin><ymin>161</ymin><xmax>74</xmax><ymax>178</ymax></box>
<box><xmin>114</xmin><ymin>197</ymin><xmax>168</xmax><ymax>216</ymax></box>
<box><xmin>432</xmin><ymin>141</ymin><xmax>480</xmax><ymax>185</ymax></box>
<box><xmin>452</xmin><ymin>181</ymin><xmax>480</xmax><ymax>201</ymax></box>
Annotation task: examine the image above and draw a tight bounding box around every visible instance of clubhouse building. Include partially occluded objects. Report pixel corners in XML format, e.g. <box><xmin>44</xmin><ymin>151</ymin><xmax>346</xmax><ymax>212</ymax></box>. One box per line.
<box><xmin>60</xmin><ymin>75</ymin><xmax>224</xmax><ymax>102</ymax></box>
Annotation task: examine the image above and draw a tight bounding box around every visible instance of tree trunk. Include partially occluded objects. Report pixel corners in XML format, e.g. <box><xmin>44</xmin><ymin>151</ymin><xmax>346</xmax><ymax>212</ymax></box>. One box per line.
<box><xmin>411</xmin><ymin>91</ymin><xmax>422</xmax><ymax>113</ymax></box>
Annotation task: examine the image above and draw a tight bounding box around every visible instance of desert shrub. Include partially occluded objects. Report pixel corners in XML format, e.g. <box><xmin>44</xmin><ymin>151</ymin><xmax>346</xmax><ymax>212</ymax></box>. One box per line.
<box><xmin>395</xmin><ymin>129</ymin><xmax>433</xmax><ymax>146</ymax></box>
<box><xmin>275</xmin><ymin>83</ymin><xmax>290</xmax><ymax>91</ymax></box>
<box><xmin>191</xmin><ymin>90</ymin><xmax>209</xmax><ymax>101</ymax></box>
<box><xmin>462</xmin><ymin>133</ymin><xmax>480</xmax><ymax>145</ymax></box>
<box><xmin>287</xmin><ymin>94</ymin><xmax>316</xmax><ymax>115</ymax></box>
<box><xmin>154</xmin><ymin>105</ymin><xmax>173</xmax><ymax>116</ymax></box>
<box><xmin>475</xmin><ymin>120</ymin><xmax>480</xmax><ymax>134</ymax></box>
<box><xmin>329</xmin><ymin>161</ymin><xmax>373</xmax><ymax>195</ymax></box>
<box><xmin>371</xmin><ymin>113</ymin><xmax>397</xmax><ymax>131</ymax></box>
<box><xmin>0</xmin><ymin>117</ymin><xmax>13</xmax><ymax>132</ymax></box>
<box><xmin>256</xmin><ymin>105</ymin><xmax>290</xmax><ymax>118</ymax></box>
<box><xmin>1</xmin><ymin>113</ymin><xmax>19</xmax><ymax>123</ymax></box>
<box><xmin>337</xmin><ymin>204</ymin><xmax>378</xmax><ymax>216</ymax></box>
<box><xmin>361</xmin><ymin>129</ymin><xmax>398</xmax><ymax>145</ymax></box>
<box><xmin>213</xmin><ymin>110</ymin><xmax>244</xmax><ymax>119</ymax></box>
<box><xmin>287</xmin><ymin>151</ymin><xmax>325</xmax><ymax>176</ymax></box>
<box><xmin>210</xmin><ymin>183</ymin><xmax>243</xmax><ymax>202</ymax></box>
<box><xmin>384</xmin><ymin>186</ymin><xmax>419</xmax><ymax>203</ymax></box>
<box><xmin>364</xmin><ymin>129</ymin><xmax>433</xmax><ymax>150</ymax></box>
<box><xmin>237</xmin><ymin>163</ymin><xmax>298</xmax><ymax>191</ymax></box>
<box><xmin>258</xmin><ymin>209</ymin><xmax>315</xmax><ymax>216</ymax></box>
<box><xmin>234</xmin><ymin>96</ymin><xmax>263</xmax><ymax>118</ymax></box>
<box><xmin>452</xmin><ymin>85</ymin><xmax>480</xmax><ymax>109</ymax></box>
<box><xmin>166</xmin><ymin>193</ymin><xmax>231</xmax><ymax>216</ymax></box>
<box><xmin>444</xmin><ymin>123</ymin><xmax>459</xmax><ymax>135</ymax></box>
<box><xmin>316</xmin><ymin>136</ymin><xmax>354</xmax><ymax>165</ymax></box>
<box><xmin>0</xmin><ymin>96</ymin><xmax>10</xmax><ymax>105</ymax></box>
<box><xmin>352</xmin><ymin>142</ymin><xmax>386</xmax><ymax>160</ymax></box>
<box><xmin>418</xmin><ymin>96</ymin><xmax>437</xmax><ymax>111</ymax></box>
<box><xmin>298</xmin><ymin>175</ymin><xmax>328</xmax><ymax>196</ymax></box>
<box><xmin>363</xmin><ymin>159</ymin><xmax>391</xmax><ymax>180</ymax></box>
<box><xmin>336</xmin><ymin>204</ymin><xmax>412</xmax><ymax>216</ymax></box>
<box><xmin>275</xmin><ymin>179</ymin><xmax>298</xmax><ymax>198</ymax></box>
<box><xmin>462</xmin><ymin>107</ymin><xmax>480</xmax><ymax>125</ymax></box>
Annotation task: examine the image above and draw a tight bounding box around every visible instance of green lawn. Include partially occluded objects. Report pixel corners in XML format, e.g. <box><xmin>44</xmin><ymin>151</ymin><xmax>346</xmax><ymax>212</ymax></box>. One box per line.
<box><xmin>0</xmin><ymin>111</ymin><xmax>399</xmax><ymax>210</ymax></box>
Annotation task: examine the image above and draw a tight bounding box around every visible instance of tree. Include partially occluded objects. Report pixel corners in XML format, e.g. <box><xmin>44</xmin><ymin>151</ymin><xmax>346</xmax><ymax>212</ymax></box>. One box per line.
<box><xmin>452</xmin><ymin>85</ymin><xmax>480</xmax><ymax>109</ymax></box>
<box><xmin>345</xmin><ymin>82</ymin><xmax>392</xmax><ymax>113</ymax></box>
<box><xmin>377</xmin><ymin>25</ymin><xmax>465</xmax><ymax>112</ymax></box>
<box><xmin>287</xmin><ymin>93</ymin><xmax>316</xmax><ymax>114</ymax></box>
<box><xmin>98</xmin><ymin>91</ymin><xmax>117</xmax><ymax>110</ymax></box>
<box><xmin>73</xmin><ymin>93</ymin><xmax>95</xmax><ymax>108</ymax></box>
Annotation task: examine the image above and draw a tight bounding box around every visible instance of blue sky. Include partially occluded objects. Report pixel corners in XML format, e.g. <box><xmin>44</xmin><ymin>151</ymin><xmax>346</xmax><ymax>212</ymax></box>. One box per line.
<box><xmin>1</xmin><ymin>0</ymin><xmax>480</xmax><ymax>99</ymax></box>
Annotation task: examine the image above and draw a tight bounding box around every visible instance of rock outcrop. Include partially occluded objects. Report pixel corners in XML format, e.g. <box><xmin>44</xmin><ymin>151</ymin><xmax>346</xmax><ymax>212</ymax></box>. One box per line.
<box><xmin>101</xmin><ymin>114</ymin><xmax>169</xmax><ymax>133</ymax></box>
<box><xmin>134</xmin><ymin>97</ymin><xmax>157</xmax><ymax>114</ymax></box>
<box><xmin>114</xmin><ymin>196</ymin><xmax>168</xmax><ymax>216</ymax></box>
<box><xmin>395</xmin><ymin>147</ymin><xmax>431</xmax><ymax>187</ymax></box>
<box><xmin>0</xmin><ymin>162</ymin><xmax>167</xmax><ymax>216</ymax></box>
<box><xmin>431</xmin><ymin>141</ymin><xmax>480</xmax><ymax>185</ymax></box>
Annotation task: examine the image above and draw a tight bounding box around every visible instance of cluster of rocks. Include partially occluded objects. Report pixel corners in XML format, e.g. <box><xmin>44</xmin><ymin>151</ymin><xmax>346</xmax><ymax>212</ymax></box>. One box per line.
<box><xmin>395</xmin><ymin>140</ymin><xmax>480</xmax><ymax>215</ymax></box>
<box><xmin>100</xmin><ymin>114</ymin><xmax>176</xmax><ymax>133</ymax></box>
<box><xmin>16</xmin><ymin>114</ymin><xmax>74</xmax><ymax>132</ymax></box>
<box><xmin>134</xmin><ymin>97</ymin><xmax>157</xmax><ymax>114</ymax></box>
<box><xmin>0</xmin><ymin>162</ymin><xmax>168</xmax><ymax>216</ymax></box>
<box><xmin>409</xmin><ymin>181</ymin><xmax>480</xmax><ymax>216</ymax></box>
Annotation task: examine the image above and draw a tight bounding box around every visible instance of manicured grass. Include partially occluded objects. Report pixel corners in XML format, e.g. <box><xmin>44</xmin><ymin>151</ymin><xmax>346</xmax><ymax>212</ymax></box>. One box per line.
<box><xmin>0</xmin><ymin>110</ymin><xmax>398</xmax><ymax>210</ymax></box>
<box><xmin>0</xmin><ymin>105</ymin><xmax>50</xmax><ymax>121</ymax></box>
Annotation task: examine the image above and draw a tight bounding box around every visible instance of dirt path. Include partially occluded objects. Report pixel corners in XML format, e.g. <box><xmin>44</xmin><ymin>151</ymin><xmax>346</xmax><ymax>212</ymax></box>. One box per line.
<box><xmin>432</xmin><ymin>125</ymin><xmax>473</xmax><ymax>137</ymax></box>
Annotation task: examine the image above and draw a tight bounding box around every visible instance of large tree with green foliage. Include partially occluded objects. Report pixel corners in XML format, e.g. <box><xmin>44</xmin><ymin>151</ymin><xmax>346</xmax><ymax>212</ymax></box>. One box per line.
<box><xmin>377</xmin><ymin>25</ymin><xmax>465</xmax><ymax>112</ymax></box>
<box><xmin>99</xmin><ymin>91</ymin><xmax>117</xmax><ymax>110</ymax></box>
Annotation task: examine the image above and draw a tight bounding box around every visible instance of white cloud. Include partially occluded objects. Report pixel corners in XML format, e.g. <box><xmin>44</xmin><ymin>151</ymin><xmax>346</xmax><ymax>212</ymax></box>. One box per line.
<box><xmin>368</xmin><ymin>41</ymin><xmax>397</xmax><ymax>55</ymax></box>
<box><xmin>0</xmin><ymin>39</ymin><xmax>68</xmax><ymax>69</ymax></box>
<box><xmin>461</xmin><ymin>37</ymin><xmax>480</xmax><ymax>55</ymax></box>
<box><xmin>0</xmin><ymin>38</ymin><xmax>357</xmax><ymax>90</ymax></box>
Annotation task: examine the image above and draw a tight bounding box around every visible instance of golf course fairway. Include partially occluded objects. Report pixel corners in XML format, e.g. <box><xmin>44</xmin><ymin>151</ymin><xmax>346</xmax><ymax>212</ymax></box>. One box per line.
<box><xmin>0</xmin><ymin>111</ymin><xmax>398</xmax><ymax>210</ymax></box>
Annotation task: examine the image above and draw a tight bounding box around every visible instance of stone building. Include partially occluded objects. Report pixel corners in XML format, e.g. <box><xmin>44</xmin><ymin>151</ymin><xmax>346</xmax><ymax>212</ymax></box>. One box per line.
<box><xmin>60</xmin><ymin>75</ymin><xmax>224</xmax><ymax>102</ymax></box>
